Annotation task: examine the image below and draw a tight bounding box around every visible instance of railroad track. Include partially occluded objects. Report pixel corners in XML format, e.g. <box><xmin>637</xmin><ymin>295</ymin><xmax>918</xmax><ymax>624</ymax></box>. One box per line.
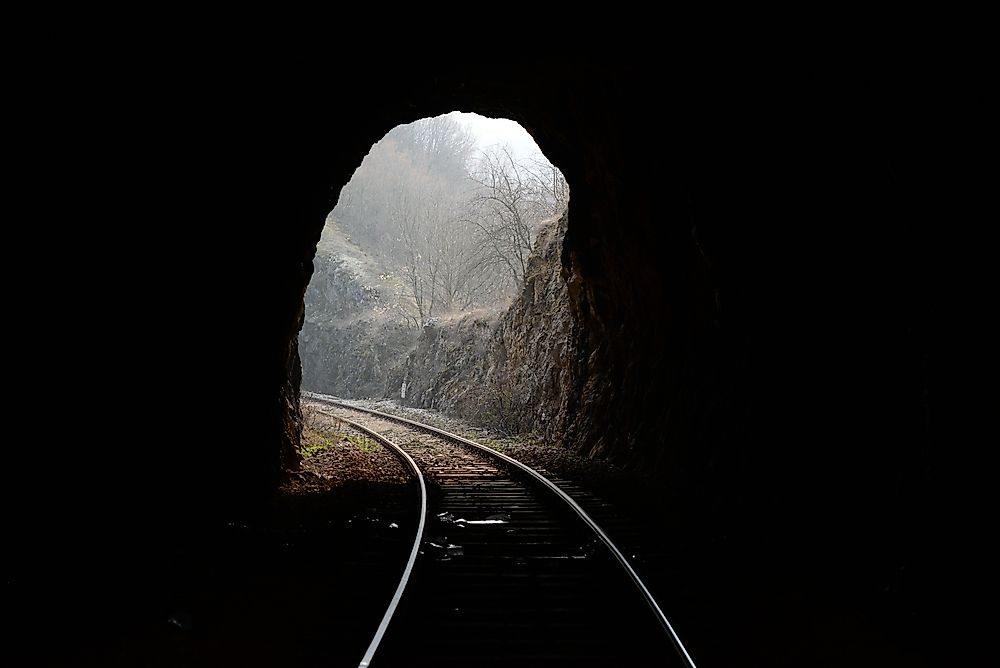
<box><xmin>306</xmin><ymin>395</ymin><xmax>696</xmax><ymax>668</ymax></box>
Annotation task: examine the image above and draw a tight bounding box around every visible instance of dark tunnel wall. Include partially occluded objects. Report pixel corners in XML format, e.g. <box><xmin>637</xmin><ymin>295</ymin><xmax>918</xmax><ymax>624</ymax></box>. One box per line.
<box><xmin>10</xmin><ymin>55</ymin><xmax>988</xmax><ymax>664</ymax></box>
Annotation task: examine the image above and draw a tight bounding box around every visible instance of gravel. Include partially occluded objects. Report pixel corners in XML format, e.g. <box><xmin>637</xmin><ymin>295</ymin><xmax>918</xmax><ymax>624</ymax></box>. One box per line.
<box><xmin>302</xmin><ymin>393</ymin><xmax>669</xmax><ymax>521</ymax></box>
<box><xmin>284</xmin><ymin>400</ymin><xmax>410</xmax><ymax>496</ymax></box>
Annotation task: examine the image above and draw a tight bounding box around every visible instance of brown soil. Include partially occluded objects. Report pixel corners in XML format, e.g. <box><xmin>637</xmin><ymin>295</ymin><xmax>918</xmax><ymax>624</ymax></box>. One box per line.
<box><xmin>285</xmin><ymin>402</ymin><xmax>409</xmax><ymax>494</ymax></box>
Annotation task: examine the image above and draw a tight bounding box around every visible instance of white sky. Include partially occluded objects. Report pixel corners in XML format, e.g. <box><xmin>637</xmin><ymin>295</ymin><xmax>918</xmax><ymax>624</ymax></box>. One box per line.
<box><xmin>449</xmin><ymin>111</ymin><xmax>542</xmax><ymax>162</ymax></box>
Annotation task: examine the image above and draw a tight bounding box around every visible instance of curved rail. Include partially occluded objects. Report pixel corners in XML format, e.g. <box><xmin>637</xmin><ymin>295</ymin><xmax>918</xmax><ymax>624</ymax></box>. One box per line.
<box><xmin>310</xmin><ymin>395</ymin><xmax>698</xmax><ymax>668</ymax></box>
<box><xmin>331</xmin><ymin>414</ymin><xmax>428</xmax><ymax>668</ymax></box>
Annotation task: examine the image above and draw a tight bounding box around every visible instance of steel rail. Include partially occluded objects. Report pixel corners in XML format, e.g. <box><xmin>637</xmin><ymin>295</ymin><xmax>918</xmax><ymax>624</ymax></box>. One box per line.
<box><xmin>311</xmin><ymin>395</ymin><xmax>698</xmax><ymax>668</ymax></box>
<box><xmin>328</xmin><ymin>414</ymin><xmax>428</xmax><ymax>668</ymax></box>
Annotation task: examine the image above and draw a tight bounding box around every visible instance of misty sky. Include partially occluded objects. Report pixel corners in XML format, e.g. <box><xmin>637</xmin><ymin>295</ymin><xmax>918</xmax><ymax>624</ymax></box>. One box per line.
<box><xmin>450</xmin><ymin>112</ymin><xmax>542</xmax><ymax>161</ymax></box>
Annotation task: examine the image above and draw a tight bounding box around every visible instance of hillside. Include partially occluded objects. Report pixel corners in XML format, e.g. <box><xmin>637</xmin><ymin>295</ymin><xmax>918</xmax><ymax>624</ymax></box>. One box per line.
<box><xmin>299</xmin><ymin>218</ymin><xmax>419</xmax><ymax>396</ymax></box>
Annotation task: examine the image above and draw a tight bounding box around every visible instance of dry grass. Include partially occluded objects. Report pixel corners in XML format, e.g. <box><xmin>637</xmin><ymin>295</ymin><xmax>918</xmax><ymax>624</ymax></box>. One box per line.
<box><xmin>283</xmin><ymin>401</ymin><xmax>409</xmax><ymax>495</ymax></box>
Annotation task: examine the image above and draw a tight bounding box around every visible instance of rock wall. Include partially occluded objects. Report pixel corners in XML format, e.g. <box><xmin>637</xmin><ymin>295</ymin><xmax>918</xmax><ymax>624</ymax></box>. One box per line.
<box><xmin>390</xmin><ymin>214</ymin><xmax>575</xmax><ymax>439</ymax></box>
<box><xmin>389</xmin><ymin>313</ymin><xmax>495</xmax><ymax>409</ymax></box>
<box><xmin>300</xmin><ymin>317</ymin><xmax>415</xmax><ymax>397</ymax></box>
<box><xmin>299</xmin><ymin>221</ymin><xmax>419</xmax><ymax>397</ymax></box>
<box><xmin>299</xmin><ymin>253</ymin><xmax>416</xmax><ymax>398</ymax></box>
<box><xmin>392</xmin><ymin>203</ymin><xmax>696</xmax><ymax>480</ymax></box>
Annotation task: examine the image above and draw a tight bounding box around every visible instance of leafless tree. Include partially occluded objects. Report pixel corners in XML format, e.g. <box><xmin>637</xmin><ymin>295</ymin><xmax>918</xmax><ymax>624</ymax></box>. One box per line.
<box><xmin>466</xmin><ymin>146</ymin><xmax>569</xmax><ymax>291</ymax></box>
<box><xmin>523</xmin><ymin>155</ymin><xmax>570</xmax><ymax>219</ymax></box>
<box><xmin>329</xmin><ymin>117</ymin><xmax>569</xmax><ymax>321</ymax></box>
<box><xmin>395</xmin><ymin>115</ymin><xmax>478</xmax><ymax>181</ymax></box>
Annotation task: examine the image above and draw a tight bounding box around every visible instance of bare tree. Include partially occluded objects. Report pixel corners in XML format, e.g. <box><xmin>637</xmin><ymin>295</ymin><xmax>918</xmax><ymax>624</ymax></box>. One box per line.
<box><xmin>394</xmin><ymin>114</ymin><xmax>478</xmax><ymax>181</ymax></box>
<box><xmin>466</xmin><ymin>146</ymin><xmax>569</xmax><ymax>292</ymax></box>
<box><xmin>328</xmin><ymin>117</ymin><xmax>568</xmax><ymax>320</ymax></box>
<box><xmin>387</xmin><ymin>164</ymin><xmax>470</xmax><ymax>322</ymax></box>
<box><xmin>522</xmin><ymin>155</ymin><xmax>570</xmax><ymax>219</ymax></box>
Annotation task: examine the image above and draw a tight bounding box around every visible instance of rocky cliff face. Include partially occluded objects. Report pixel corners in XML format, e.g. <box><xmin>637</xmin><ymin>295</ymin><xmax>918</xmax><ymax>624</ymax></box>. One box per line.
<box><xmin>300</xmin><ymin>317</ymin><xmax>416</xmax><ymax>397</ymax></box>
<box><xmin>299</xmin><ymin>221</ymin><xmax>419</xmax><ymax>397</ymax></box>
<box><xmin>470</xmin><ymin>212</ymin><xmax>575</xmax><ymax>439</ymax></box>
<box><xmin>388</xmin><ymin>213</ymin><xmax>577</xmax><ymax>440</ymax></box>
<box><xmin>387</xmin><ymin>313</ymin><xmax>494</xmax><ymax>409</ymax></box>
<box><xmin>385</xmin><ymin>203</ymin><xmax>692</xmax><ymax>476</ymax></box>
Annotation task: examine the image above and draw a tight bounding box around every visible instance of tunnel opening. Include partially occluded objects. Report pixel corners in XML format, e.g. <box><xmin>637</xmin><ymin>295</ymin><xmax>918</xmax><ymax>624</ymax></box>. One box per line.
<box><xmin>16</xmin><ymin>60</ymin><xmax>972</xmax><ymax>667</ymax></box>
<box><xmin>298</xmin><ymin>111</ymin><xmax>569</xmax><ymax>436</ymax></box>
<box><xmin>278</xmin><ymin>88</ymin><xmax>955</xmax><ymax>666</ymax></box>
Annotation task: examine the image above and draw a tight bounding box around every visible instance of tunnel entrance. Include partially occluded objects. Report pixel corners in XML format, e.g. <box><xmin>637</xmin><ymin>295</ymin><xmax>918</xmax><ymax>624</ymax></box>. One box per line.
<box><xmin>6</xmin><ymin>50</ymin><xmax>969</xmax><ymax>668</ymax></box>
<box><xmin>18</xmin><ymin>60</ymin><xmax>960</xmax><ymax>667</ymax></box>
<box><xmin>299</xmin><ymin>112</ymin><xmax>568</xmax><ymax>427</ymax></box>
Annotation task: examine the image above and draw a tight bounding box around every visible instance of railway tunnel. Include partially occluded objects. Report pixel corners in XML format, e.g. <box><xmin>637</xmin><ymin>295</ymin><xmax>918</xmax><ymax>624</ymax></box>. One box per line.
<box><xmin>9</xmin><ymin>56</ymin><xmax>985</xmax><ymax>666</ymax></box>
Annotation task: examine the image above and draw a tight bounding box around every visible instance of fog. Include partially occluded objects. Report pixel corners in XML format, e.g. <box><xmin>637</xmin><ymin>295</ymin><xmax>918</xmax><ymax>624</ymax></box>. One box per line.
<box><xmin>326</xmin><ymin>113</ymin><xmax>568</xmax><ymax>324</ymax></box>
<box><xmin>454</xmin><ymin>112</ymin><xmax>542</xmax><ymax>162</ymax></box>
